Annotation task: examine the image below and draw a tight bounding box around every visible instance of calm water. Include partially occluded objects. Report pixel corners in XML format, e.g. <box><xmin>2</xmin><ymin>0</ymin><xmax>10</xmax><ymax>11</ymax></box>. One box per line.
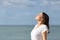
<box><xmin>0</xmin><ymin>25</ymin><xmax>60</xmax><ymax>40</ymax></box>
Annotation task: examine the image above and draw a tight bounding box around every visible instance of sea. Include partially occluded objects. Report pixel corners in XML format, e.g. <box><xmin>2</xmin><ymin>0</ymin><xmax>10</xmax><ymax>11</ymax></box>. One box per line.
<box><xmin>0</xmin><ymin>25</ymin><xmax>60</xmax><ymax>40</ymax></box>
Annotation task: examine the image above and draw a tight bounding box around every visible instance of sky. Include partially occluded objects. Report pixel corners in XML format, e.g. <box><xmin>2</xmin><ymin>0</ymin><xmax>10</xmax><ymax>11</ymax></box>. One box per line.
<box><xmin>0</xmin><ymin>0</ymin><xmax>60</xmax><ymax>25</ymax></box>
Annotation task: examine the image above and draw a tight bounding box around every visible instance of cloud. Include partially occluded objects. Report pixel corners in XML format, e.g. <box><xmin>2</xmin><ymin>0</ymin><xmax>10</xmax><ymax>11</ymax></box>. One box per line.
<box><xmin>45</xmin><ymin>0</ymin><xmax>60</xmax><ymax>10</ymax></box>
<box><xmin>2</xmin><ymin>0</ymin><xmax>11</xmax><ymax>6</ymax></box>
<box><xmin>1</xmin><ymin>0</ymin><xmax>35</xmax><ymax>8</ymax></box>
<box><xmin>50</xmin><ymin>1</ymin><xmax>60</xmax><ymax>5</ymax></box>
<box><xmin>0</xmin><ymin>0</ymin><xmax>60</xmax><ymax>14</ymax></box>
<box><xmin>1</xmin><ymin>0</ymin><xmax>60</xmax><ymax>8</ymax></box>
<box><xmin>40</xmin><ymin>0</ymin><xmax>49</xmax><ymax>6</ymax></box>
<box><xmin>0</xmin><ymin>0</ymin><xmax>50</xmax><ymax>9</ymax></box>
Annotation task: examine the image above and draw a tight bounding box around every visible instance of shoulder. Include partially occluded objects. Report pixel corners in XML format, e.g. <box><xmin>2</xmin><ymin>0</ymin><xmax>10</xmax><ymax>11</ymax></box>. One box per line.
<box><xmin>41</xmin><ymin>24</ymin><xmax>47</xmax><ymax>28</ymax></box>
<box><xmin>41</xmin><ymin>24</ymin><xmax>48</xmax><ymax>33</ymax></box>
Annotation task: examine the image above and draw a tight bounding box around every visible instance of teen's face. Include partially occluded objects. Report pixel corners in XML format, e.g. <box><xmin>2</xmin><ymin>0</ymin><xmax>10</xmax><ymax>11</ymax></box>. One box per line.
<box><xmin>35</xmin><ymin>13</ymin><xmax>44</xmax><ymax>22</ymax></box>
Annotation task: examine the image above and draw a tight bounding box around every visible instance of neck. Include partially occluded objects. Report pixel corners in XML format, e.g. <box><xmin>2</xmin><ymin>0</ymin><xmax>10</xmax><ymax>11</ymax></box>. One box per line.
<box><xmin>37</xmin><ymin>21</ymin><xmax>42</xmax><ymax>25</ymax></box>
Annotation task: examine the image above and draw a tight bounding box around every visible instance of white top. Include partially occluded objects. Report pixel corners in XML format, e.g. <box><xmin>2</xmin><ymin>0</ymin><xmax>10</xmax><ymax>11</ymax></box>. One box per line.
<box><xmin>31</xmin><ymin>24</ymin><xmax>48</xmax><ymax>40</ymax></box>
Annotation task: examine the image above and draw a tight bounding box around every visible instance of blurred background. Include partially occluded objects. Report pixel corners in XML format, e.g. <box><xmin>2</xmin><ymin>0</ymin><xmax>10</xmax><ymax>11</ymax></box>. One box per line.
<box><xmin>0</xmin><ymin>0</ymin><xmax>60</xmax><ymax>40</ymax></box>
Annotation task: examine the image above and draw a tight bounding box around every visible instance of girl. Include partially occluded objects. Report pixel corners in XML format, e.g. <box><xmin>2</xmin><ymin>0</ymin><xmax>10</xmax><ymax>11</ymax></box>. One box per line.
<box><xmin>31</xmin><ymin>12</ymin><xmax>50</xmax><ymax>40</ymax></box>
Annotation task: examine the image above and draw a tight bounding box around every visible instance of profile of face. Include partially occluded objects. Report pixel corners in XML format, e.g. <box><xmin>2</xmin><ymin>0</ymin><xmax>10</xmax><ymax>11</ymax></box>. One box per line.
<box><xmin>35</xmin><ymin>13</ymin><xmax>44</xmax><ymax>23</ymax></box>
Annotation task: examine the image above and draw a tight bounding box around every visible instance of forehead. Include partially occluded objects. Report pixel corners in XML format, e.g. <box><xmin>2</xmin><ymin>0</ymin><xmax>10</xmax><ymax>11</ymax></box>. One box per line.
<box><xmin>37</xmin><ymin>13</ymin><xmax>43</xmax><ymax>17</ymax></box>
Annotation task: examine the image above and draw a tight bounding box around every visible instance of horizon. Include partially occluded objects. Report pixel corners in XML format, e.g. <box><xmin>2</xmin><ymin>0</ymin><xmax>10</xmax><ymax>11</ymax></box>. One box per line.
<box><xmin>0</xmin><ymin>24</ymin><xmax>59</xmax><ymax>26</ymax></box>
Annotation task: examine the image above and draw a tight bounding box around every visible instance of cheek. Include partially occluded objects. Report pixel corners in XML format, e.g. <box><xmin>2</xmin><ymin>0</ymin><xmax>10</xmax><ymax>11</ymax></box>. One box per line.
<box><xmin>41</xmin><ymin>18</ymin><xmax>44</xmax><ymax>22</ymax></box>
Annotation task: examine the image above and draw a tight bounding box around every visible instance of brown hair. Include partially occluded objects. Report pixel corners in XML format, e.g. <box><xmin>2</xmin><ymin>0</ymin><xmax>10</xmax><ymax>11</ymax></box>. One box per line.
<box><xmin>42</xmin><ymin>12</ymin><xmax>50</xmax><ymax>33</ymax></box>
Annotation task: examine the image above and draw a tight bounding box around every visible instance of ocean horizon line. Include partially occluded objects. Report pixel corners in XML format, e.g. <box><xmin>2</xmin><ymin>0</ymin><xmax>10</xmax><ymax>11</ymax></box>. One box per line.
<box><xmin>0</xmin><ymin>25</ymin><xmax>59</xmax><ymax>27</ymax></box>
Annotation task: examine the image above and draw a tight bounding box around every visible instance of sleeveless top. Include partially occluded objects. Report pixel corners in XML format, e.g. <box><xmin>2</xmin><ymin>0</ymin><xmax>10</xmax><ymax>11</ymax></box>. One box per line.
<box><xmin>31</xmin><ymin>24</ymin><xmax>48</xmax><ymax>40</ymax></box>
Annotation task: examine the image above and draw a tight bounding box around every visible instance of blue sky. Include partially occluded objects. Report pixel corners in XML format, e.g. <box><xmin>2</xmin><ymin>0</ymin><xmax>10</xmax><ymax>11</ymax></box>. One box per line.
<box><xmin>0</xmin><ymin>0</ymin><xmax>60</xmax><ymax>25</ymax></box>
